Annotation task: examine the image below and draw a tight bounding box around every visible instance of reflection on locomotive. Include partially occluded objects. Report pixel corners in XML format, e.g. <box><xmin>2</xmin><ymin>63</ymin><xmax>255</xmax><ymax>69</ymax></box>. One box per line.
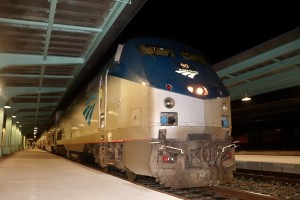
<box><xmin>36</xmin><ymin>37</ymin><xmax>236</xmax><ymax>189</ymax></box>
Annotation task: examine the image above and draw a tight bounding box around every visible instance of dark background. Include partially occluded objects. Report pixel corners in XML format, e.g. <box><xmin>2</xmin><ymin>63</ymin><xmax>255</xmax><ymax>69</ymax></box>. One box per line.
<box><xmin>116</xmin><ymin>0</ymin><xmax>299</xmax><ymax>65</ymax></box>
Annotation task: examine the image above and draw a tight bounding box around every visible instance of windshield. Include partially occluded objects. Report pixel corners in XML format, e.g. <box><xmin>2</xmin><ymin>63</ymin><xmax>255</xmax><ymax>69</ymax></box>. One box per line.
<box><xmin>181</xmin><ymin>51</ymin><xmax>208</xmax><ymax>65</ymax></box>
<box><xmin>139</xmin><ymin>44</ymin><xmax>175</xmax><ymax>57</ymax></box>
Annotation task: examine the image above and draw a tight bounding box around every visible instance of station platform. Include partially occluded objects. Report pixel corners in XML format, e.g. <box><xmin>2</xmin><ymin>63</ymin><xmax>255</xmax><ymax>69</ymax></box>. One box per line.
<box><xmin>0</xmin><ymin>149</ymin><xmax>181</xmax><ymax>200</ymax></box>
<box><xmin>235</xmin><ymin>151</ymin><xmax>300</xmax><ymax>174</ymax></box>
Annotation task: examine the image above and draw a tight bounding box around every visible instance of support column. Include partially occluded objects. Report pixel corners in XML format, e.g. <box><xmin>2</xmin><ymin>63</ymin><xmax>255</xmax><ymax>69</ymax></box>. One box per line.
<box><xmin>11</xmin><ymin>123</ymin><xmax>16</xmax><ymax>153</ymax></box>
<box><xmin>16</xmin><ymin>127</ymin><xmax>23</xmax><ymax>151</ymax></box>
<box><xmin>3</xmin><ymin>117</ymin><xmax>12</xmax><ymax>155</ymax></box>
<box><xmin>0</xmin><ymin>108</ymin><xmax>4</xmax><ymax>157</ymax></box>
<box><xmin>23</xmin><ymin>135</ymin><xmax>26</xmax><ymax>150</ymax></box>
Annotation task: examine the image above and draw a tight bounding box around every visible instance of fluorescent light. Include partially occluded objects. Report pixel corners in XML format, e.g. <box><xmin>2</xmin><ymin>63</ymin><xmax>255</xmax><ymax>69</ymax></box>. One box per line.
<box><xmin>242</xmin><ymin>93</ymin><xmax>251</xmax><ymax>101</ymax></box>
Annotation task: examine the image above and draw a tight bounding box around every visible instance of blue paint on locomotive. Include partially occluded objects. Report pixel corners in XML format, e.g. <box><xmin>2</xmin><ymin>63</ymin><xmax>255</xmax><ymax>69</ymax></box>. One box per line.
<box><xmin>108</xmin><ymin>37</ymin><xmax>229</xmax><ymax>99</ymax></box>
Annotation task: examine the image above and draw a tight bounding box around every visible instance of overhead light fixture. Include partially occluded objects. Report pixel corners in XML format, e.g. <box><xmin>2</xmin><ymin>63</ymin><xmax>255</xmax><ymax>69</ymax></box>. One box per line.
<box><xmin>4</xmin><ymin>105</ymin><xmax>11</xmax><ymax>109</ymax></box>
<box><xmin>242</xmin><ymin>93</ymin><xmax>251</xmax><ymax>101</ymax></box>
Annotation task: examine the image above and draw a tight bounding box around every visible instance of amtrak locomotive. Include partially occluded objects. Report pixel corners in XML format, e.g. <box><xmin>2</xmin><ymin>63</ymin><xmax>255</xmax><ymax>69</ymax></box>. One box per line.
<box><xmin>37</xmin><ymin>37</ymin><xmax>237</xmax><ymax>188</ymax></box>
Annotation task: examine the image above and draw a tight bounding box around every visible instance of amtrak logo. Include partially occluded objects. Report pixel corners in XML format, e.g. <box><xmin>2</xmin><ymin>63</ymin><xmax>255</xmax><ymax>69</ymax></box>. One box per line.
<box><xmin>175</xmin><ymin>68</ymin><xmax>199</xmax><ymax>78</ymax></box>
<box><xmin>83</xmin><ymin>103</ymin><xmax>96</xmax><ymax>125</ymax></box>
<box><xmin>83</xmin><ymin>94</ymin><xmax>97</xmax><ymax>126</ymax></box>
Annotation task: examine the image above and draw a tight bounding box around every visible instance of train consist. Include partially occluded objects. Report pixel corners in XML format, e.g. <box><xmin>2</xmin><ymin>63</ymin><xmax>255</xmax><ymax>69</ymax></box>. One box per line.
<box><xmin>36</xmin><ymin>37</ymin><xmax>237</xmax><ymax>188</ymax></box>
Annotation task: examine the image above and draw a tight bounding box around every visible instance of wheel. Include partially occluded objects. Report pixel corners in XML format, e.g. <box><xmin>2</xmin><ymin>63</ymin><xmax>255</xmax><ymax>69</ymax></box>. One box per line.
<box><xmin>126</xmin><ymin>170</ymin><xmax>137</xmax><ymax>182</ymax></box>
<box><xmin>66</xmin><ymin>150</ymin><xmax>71</xmax><ymax>159</ymax></box>
<box><xmin>102</xmin><ymin>167</ymin><xmax>109</xmax><ymax>173</ymax></box>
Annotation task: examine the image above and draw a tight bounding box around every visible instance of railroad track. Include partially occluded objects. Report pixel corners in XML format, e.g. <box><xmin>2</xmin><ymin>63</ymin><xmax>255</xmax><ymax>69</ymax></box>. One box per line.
<box><xmin>234</xmin><ymin>168</ymin><xmax>300</xmax><ymax>185</ymax></box>
<box><xmin>69</xmin><ymin>156</ymin><xmax>296</xmax><ymax>199</ymax></box>
<box><xmin>133</xmin><ymin>175</ymin><xmax>278</xmax><ymax>200</ymax></box>
<box><xmin>92</xmin><ymin>164</ymin><xmax>280</xmax><ymax>199</ymax></box>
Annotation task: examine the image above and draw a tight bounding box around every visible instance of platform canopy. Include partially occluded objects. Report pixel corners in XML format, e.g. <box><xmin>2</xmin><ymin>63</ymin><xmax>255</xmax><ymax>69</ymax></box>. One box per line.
<box><xmin>213</xmin><ymin>27</ymin><xmax>300</xmax><ymax>101</ymax></box>
<box><xmin>213</xmin><ymin>27</ymin><xmax>300</xmax><ymax>129</ymax></box>
<box><xmin>0</xmin><ymin>0</ymin><xmax>147</xmax><ymax>137</ymax></box>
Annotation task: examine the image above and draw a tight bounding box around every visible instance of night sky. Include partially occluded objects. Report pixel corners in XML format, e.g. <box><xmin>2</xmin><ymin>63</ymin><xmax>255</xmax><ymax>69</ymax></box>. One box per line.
<box><xmin>116</xmin><ymin>0</ymin><xmax>299</xmax><ymax>65</ymax></box>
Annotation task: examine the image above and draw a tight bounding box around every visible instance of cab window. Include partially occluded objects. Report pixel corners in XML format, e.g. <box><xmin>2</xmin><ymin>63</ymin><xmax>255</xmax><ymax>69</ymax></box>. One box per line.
<box><xmin>139</xmin><ymin>45</ymin><xmax>175</xmax><ymax>57</ymax></box>
<box><xmin>181</xmin><ymin>51</ymin><xmax>208</xmax><ymax>65</ymax></box>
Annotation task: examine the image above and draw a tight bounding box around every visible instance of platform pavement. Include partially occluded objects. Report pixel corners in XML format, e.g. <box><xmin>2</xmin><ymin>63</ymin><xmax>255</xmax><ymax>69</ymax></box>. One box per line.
<box><xmin>0</xmin><ymin>149</ymin><xmax>181</xmax><ymax>200</ymax></box>
<box><xmin>235</xmin><ymin>153</ymin><xmax>300</xmax><ymax>174</ymax></box>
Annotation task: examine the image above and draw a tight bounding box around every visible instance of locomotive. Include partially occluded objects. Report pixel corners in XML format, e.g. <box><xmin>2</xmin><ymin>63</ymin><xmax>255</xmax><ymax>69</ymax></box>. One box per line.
<box><xmin>37</xmin><ymin>37</ymin><xmax>237</xmax><ymax>188</ymax></box>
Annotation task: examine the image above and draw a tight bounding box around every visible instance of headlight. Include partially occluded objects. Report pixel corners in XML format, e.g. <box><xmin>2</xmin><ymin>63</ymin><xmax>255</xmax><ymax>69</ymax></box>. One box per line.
<box><xmin>187</xmin><ymin>85</ymin><xmax>208</xmax><ymax>96</ymax></box>
<box><xmin>187</xmin><ymin>86</ymin><xmax>194</xmax><ymax>93</ymax></box>
<box><xmin>222</xmin><ymin>103</ymin><xmax>228</xmax><ymax>112</ymax></box>
<box><xmin>163</xmin><ymin>97</ymin><xmax>175</xmax><ymax>108</ymax></box>
<box><xmin>196</xmin><ymin>87</ymin><xmax>205</xmax><ymax>95</ymax></box>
